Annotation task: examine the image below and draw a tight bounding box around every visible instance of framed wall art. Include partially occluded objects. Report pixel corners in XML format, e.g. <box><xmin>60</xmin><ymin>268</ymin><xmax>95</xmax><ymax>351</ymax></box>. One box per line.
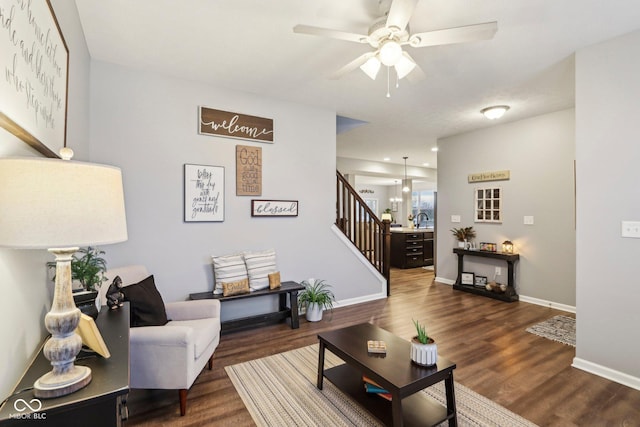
<box><xmin>236</xmin><ymin>145</ymin><xmax>262</xmax><ymax>196</ymax></box>
<box><xmin>0</xmin><ymin>0</ymin><xmax>69</xmax><ymax>157</ymax></box>
<box><xmin>251</xmin><ymin>200</ymin><xmax>298</xmax><ymax>217</ymax></box>
<box><xmin>184</xmin><ymin>164</ymin><xmax>224</xmax><ymax>222</ymax></box>
<box><xmin>460</xmin><ymin>272</ymin><xmax>475</xmax><ymax>286</ymax></box>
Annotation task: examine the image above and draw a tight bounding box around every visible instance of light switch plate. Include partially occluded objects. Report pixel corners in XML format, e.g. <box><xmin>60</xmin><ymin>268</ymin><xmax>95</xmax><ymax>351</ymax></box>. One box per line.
<box><xmin>451</xmin><ymin>215</ymin><xmax>461</xmax><ymax>223</ymax></box>
<box><xmin>524</xmin><ymin>216</ymin><xmax>534</xmax><ymax>225</ymax></box>
<box><xmin>622</xmin><ymin>221</ymin><xmax>640</xmax><ymax>238</ymax></box>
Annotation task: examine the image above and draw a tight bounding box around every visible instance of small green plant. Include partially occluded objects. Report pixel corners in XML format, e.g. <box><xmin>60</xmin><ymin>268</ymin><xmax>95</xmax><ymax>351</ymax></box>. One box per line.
<box><xmin>50</xmin><ymin>247</ymin><xmax>108</xmax><ymax>291</ymax></box>
<box><xmin>413</xmin><ymin>319</ymin><xmax>430</xmax><ymax>344</ymax></box>
<box><xmin>450</xmin><ymin>226</ymin><xmax>476</xmax><ymax>242</ymax></box>
<box><xmin>298</xmin><ymin>279</ymin><xmax>336</xmax><ymax>314</ymax></box>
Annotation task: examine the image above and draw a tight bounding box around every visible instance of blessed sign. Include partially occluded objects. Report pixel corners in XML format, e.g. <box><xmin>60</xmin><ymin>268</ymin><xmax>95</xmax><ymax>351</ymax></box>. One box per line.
<box><xmin>251</xmin><ymin>200</ymin><xmax>298</xmax><ymax>217</ymax></box>
<box><xmin>199</xmin><ymin>107</ymin><xmax>273</xmax><ymax>143</ymax></box>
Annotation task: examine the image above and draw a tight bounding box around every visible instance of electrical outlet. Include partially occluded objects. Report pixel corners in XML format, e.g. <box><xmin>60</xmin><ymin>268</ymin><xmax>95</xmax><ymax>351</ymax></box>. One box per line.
<box><xmin>524</xmin><ymin>216</ymin><xmax>534</xmax><ymax>225</ymax></box>
<box><xmin>451</xmin><ymin>215</ymin><xmax>461</xmax><ymax>223</ymax></box>
<box><xmin>495</xmin><ymin>267</ymin><xmax>502</xmax><ymax>276</ymax></box>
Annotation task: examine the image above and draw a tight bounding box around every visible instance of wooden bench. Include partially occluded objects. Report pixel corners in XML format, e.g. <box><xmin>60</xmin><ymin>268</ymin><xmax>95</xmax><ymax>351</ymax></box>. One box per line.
<box><xmin>189</xmin><ymin>281</ymin><xmax>304</xmax><ymax>333</ymax></box>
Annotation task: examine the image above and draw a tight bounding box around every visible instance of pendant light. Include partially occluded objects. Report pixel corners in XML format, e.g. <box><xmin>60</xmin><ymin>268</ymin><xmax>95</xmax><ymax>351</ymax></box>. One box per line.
<box><xmin>402</xmin><ymin>156</ymin><xmax>410</xmax><ymax>193</ymax></box>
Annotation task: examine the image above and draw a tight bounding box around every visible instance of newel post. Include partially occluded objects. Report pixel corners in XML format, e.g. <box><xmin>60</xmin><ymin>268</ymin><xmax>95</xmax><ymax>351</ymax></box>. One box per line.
<box><xmin>382</xmin><ymin>219</ymin><xmax>391</xmax><ymax>295</ymax></box>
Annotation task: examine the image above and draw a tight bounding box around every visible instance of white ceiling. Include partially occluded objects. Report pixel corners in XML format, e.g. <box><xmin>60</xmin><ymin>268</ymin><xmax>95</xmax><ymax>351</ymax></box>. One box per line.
<box><xmin>75</xmin><ymin>0</ymin><xmax>640</xmax><ymax>172</ymax></box>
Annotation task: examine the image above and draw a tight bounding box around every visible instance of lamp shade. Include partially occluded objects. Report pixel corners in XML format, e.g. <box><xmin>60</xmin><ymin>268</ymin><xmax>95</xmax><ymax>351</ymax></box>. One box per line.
<box><xmin>381</xmin><ymin>213</ymin><xmax>392</xmax><ymax>221</ymax></box>
<box><xmin>0</xmin><ymin>157</ymin><xmax>128</xmax><ymax>248</ymax></box>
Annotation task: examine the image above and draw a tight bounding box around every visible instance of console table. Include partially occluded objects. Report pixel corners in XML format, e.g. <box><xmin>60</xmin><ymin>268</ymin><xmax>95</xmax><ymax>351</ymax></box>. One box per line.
<box><xmin>0</xmin><ymin>305</ymin><xmax>130</xmax><ymax>426</ymax></box>
<box><xmin>452</xmin><ymin>248</ymin><xmax>520</xmax><ymax>302</ymax></box>
<box><xmin>189</xmin><ymin>281</ymin><xmax>304</xmax><ymax>333</ymax></box>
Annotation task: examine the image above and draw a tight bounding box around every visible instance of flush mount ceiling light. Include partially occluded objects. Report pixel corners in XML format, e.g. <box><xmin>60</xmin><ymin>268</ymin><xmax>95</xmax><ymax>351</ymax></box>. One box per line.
<box><xmin>481</xmin><ymin>105</ymin><xmax>510</xmax><ymax>120</ymax></box>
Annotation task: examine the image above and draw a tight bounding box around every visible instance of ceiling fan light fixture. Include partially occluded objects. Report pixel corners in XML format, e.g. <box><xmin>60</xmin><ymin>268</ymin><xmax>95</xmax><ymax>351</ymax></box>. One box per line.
<box><xmin>360</xmin><ymin>56</ymin><xmax>381</xmax><ymax>80</ymax></box>
<box><xmin>379</xmin><ymin>40</ymin><xmax>402</xmax><ymax>66</ymax></box>
<box><xmin>481</xmin><ymin>105</ymin><xmax>510</xmax><ymax>120</ymax></box>
<box><xmin>394</xmin><ymin>52</ymin><xmax>416</xmax><ymax>79</ymax></box>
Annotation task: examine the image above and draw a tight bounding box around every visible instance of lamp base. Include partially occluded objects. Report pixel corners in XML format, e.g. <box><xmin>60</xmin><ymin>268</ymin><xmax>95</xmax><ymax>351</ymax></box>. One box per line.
<box><xmin>34</xmin><ymin>365</ymin><xmax>92</xmax><ymax>399</ymax></box>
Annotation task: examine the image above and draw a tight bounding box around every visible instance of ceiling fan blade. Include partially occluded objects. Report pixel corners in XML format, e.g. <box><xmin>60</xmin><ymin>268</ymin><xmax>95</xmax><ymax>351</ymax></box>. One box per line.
<box><xmin>329</xmin><ymin>52</ymin><xmax>375</xmax><ymax>79</ymax></box>
<box><xmin>386</xmin><ymin>0</ymin><xmax>418</xmax><ymax>32</ymax></box>
<box><xmin>293</xmin><ymin>24</ymin><xmax>368</xmax><ymax>44</ymax></box>
<box><xmin>409</xmin><ymin>21</ymin><xmax>498</xmax><ymax>47</ymax></box>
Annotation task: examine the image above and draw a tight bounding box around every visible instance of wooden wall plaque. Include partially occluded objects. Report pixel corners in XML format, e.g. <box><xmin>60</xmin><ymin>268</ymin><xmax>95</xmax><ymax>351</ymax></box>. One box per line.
<box><xmin>236</xmin><ymin>145</ymin><xmax>262</xmax><ymax>196</ymax></box>
<box><xmin>199</xmin><ymin>107</ymin><xmax>273</xmax><ymax>143</ymax></box>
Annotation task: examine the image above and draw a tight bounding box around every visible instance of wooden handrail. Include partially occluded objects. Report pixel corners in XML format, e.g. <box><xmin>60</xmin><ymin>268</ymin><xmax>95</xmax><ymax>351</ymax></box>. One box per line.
<box><xmin>336</xmin><ymin>171</ymin><xmax>391</xmax><ymax>294</ymax></box>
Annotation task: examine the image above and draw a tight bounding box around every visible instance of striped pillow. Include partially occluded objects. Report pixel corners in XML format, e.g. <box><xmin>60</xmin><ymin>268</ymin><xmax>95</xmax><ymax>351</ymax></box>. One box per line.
<box><xmin>243</xmin><ymin>249</ymin><xmax>277</xmax><ymax>291</ymax></box>
<box><xmin>212</xmin><ymin>254</ymin><xmax>249</xmax><ymax>295</ymax></box>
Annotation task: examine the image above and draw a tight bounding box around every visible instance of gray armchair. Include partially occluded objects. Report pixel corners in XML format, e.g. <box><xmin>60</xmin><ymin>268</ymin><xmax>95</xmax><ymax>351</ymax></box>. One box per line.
<box><xmin>101</xmin><ymin>265</ymin><xmax>221</xmax><ymax>416</ymax></box>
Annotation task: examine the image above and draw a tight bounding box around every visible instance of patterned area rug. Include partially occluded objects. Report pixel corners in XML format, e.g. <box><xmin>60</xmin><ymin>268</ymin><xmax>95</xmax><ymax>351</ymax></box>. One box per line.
<box><xmin>226</xmin><ymin>344</ymin><xmax>537</xmax><ymax>427</ymax></box>
<box><xmin>525</xmin><ymin>315</ymin><xmax>576</xmax><ymax>347</ymax></box>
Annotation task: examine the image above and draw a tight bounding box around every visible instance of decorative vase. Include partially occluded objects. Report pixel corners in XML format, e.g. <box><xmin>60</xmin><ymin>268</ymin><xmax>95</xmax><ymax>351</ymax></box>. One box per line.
<box><xmin>305</xmin><ymin>303</ymin><xmax>324</xmax><ymax>322</ymax></box>
<box><xmin>410</xmin><ymin>337</ymin><xmax>437</xmax><ymax>366</ymax></box>
<box><xmin>457</xmin><ymin>241</ymin><xmax>465</xmax><ymax>248</ymax></box>
<box><xmin>73</xmin><ymin>290</ymin><xmax>99</xmax><ymax>319</ymax></box>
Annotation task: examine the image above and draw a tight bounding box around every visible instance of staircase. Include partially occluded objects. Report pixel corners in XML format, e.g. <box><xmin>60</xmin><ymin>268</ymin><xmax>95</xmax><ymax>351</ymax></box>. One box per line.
<box><xmin>336</xmin><ymin>171</ymin><xmax>391</xmax><ymax>294</ymax></box>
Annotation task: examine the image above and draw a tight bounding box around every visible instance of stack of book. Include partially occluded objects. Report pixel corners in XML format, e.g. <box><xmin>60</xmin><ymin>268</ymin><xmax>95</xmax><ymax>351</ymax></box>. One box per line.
<box><xmin>363</xmin><ymin>375</ymin><xmax>391</xmax><ymax>401</ymax></box>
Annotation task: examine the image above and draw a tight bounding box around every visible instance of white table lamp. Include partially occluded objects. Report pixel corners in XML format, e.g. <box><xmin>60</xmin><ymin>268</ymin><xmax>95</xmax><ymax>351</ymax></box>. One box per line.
<box><xmin>0</xmin><ymin>153</ymin><xmax>128</xmax><ymax>398</ymax></box>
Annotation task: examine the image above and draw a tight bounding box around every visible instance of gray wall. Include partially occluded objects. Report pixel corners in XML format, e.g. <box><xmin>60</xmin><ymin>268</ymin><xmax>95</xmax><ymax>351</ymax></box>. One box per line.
<box><xmin>436</xmin><ymin>109</ymin><xmax>576</xmax><ymax>307</ymax></box>
<box><xmin>0</xmin><ymin>0</ymin><xmax>91</xmax><ymax>398</ymax></box>
<box><xmin>574</xmin><ymin>30</ymin><xmax>640</xmax><ymax>385</ymax></box>
<box><xmin>88</xmin><ymin>61</ymin><xmax>385</xmax><ymax>321</ymax></box>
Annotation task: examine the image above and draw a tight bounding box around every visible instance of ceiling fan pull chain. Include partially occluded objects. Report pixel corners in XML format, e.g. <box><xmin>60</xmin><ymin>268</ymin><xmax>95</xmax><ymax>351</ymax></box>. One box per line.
<box><xmin>386</xmin><ymin>66</ymin><xmax>391</xmax><ymax>98</ymax></box>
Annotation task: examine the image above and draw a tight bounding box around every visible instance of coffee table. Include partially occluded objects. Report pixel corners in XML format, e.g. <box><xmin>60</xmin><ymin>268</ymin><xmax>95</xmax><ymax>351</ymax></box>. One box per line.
<box><xmin>317</xmin><ymin>323</ymin><xmax>457</xmax><ymax>426</ymax></box>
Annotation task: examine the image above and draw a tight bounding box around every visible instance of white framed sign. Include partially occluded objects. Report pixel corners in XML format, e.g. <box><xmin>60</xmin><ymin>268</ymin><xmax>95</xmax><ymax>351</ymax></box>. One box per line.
<box><xmin>0</xmin><ymin>0</ymin><xmax>69</xmax><ymax>157</ymax></box>
<box><xmin>251</xmin><ymin>200</ymin><xmax>298</xmax><ymax>217</ymax></box>
<box><xmin>184</xmin><ymin>164</ymin><xmax>224</xmax><ymax>222</ymax></box>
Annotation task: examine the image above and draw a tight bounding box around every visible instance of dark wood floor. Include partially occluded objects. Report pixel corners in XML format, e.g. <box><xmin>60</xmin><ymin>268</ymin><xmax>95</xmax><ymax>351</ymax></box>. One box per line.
<box><xmin>125</xmin><ymin>268</ymin><xmax>640</xmax><ymax>426</ymax></box>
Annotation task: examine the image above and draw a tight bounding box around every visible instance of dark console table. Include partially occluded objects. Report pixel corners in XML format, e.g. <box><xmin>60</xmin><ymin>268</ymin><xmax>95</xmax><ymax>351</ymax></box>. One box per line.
<box><xmin>189</xmin><ymin>281</ymin><xmax>304</xmax><ymax>333</ymax></box>
<box><xmin>0</xmin><ymin>305</ymin><xmax>130</xmax><ymax>426</ymax></box>
<box><xmin>452</xmin><ymin>248</ymin><xmax>520</xmax><ymax>302</ymax></box>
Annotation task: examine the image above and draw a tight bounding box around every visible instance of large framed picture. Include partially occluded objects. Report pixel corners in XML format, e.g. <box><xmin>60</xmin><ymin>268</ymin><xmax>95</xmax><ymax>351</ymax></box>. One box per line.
<box><xmin>0</xmin><ymin>0</ymin><xmax>69</xmax><ymax>157</ymax></box>
<box><xmin>184</xmin><ymin>164</ymin><xmax>224</xmax><ymax>222</ymax></box>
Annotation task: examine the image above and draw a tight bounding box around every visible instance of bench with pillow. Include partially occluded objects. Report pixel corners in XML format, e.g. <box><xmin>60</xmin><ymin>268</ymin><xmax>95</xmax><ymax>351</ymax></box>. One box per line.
<box><xmin>189</xmin><ymin>249</ymin><xmax>304</xmax><ymax>332</ymax></box>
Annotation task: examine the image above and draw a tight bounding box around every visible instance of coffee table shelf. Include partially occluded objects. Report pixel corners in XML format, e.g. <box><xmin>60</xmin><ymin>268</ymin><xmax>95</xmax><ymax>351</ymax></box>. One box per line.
<box><xmin>325</xmin><ymin>364</ymin><xmax>449</xmax><ymax>427</ymax></box>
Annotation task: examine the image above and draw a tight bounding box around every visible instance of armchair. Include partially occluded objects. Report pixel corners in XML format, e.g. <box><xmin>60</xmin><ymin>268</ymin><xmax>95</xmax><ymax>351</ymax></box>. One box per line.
<box><xmin>101</xmin><ymin>265</ymin><xmax>221</xmax><ymax>416</ymax></box>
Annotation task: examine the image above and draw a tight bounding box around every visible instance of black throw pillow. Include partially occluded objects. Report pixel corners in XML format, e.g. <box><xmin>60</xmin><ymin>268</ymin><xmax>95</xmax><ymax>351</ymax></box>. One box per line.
<box><xmin>122</xmin><ymin>275</ymin><xmax>169</xmax><ymax>327</ymax></box>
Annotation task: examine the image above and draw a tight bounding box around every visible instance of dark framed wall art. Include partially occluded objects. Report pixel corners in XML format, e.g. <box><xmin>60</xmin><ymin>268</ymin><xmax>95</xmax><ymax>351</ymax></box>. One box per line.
<box><xmin>251</xmin><ymin>200</ymin><xmax>298</xmax><ymax>217</ymax></box>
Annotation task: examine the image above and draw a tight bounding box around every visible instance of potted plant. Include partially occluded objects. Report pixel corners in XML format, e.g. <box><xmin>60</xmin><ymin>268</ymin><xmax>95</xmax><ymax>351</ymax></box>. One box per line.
<box><xmin>48</xmin><ymin>247</ymin><xmax>108</xmax><ymax>319</ymax></box>
<box><xmin>450</xmin><ymin>226</ymin><xmax>476</xmax><ymax>248</ymax></box>
<box><xmin>298</xmin><ymin>279</ymin><xmax>336</xmax><ymax>322</ymax></box>
<box><xmin>410</xmin><ymin>319</ymin><xmax>437</xmax><ymax>366</ymax></box>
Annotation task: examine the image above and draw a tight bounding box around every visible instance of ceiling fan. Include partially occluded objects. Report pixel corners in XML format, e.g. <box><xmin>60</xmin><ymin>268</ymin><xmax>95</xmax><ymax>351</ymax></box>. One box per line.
<box><xmin>294</xmin><ymin>0</ymin><xmax>497</xmax><ymax>84</ymax></box>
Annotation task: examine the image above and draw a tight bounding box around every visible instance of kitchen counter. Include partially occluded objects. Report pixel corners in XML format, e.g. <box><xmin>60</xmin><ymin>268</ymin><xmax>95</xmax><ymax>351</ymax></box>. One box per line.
<box><xmin>390</xmin><ymin>227</ymin><xmax>434</xmax><ymax>233</ymax></box>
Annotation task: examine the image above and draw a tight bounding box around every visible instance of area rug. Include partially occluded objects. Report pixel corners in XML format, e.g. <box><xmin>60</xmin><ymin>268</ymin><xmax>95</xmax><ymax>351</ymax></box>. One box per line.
<box><xmin>226</xmin><ymin>344</ymin><xmax>537</xmax><ymax>427</ymax></box>
<box><xmin>525</xmin><ymin>315</ymin><xmax>576</xmax><ymax>347</ymax></box>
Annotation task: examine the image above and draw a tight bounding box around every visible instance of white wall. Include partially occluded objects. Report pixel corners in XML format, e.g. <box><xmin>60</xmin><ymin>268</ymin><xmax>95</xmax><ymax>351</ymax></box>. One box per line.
<box><xmin>88</xmin><ymin>61</ymin><xmax>384</xmax><ymax>321</ymax></box>
<box><xmin>0</xmin><ymin>0</ymin><xmax>91</xmax><ymax>399</ymax></box>
<box><xmin>436</xmin><ymin>109</ymin><xmax>576</xmax><ymax>307</ymax></box>
<box><xmin>574</xmin><ymin>30</ymin><xmax>640</xmax><ymax>386</ymax></box>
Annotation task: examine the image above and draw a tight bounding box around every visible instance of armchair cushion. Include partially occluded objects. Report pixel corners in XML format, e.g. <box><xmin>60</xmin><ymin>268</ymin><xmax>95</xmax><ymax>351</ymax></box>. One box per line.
<box><xmin>122</xmin><ymin>275</ymin><xmax>169</xmax><ymax>327</ymax></box>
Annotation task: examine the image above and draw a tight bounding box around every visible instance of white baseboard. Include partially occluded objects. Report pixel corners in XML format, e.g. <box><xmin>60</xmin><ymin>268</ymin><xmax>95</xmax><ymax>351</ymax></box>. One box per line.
<box><xmin>435</xmin><ymin>277</ymin><xmax>455</xmax><ymax>285</ymax></box>
<box><xmin>572</xmin><ymin>357</ymin><xmax>640</xmax><ymax>391</ymax></box>
<box><xmin>335</xmin><ymin>292</ymin><xmax>387</xmax><ymax>308</ymax></box>
<box><xmin>518</xmin><ymin>295</ymin><xmax>576</xmax><ymax>313</ymax></box>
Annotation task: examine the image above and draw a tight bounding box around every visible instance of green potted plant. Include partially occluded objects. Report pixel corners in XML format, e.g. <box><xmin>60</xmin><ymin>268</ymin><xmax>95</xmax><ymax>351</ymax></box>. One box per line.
<box><xmin>410</xmin><ymin>319</ymin><xmax>437</xmax><ymax>366</ymax></box>
<box><xmin>450</xmin><ymin>226</ymin><xmax>476</xmax><ymax>247</ymax></box>
<box><xmin>48</xmin><ymin>247</ymin><xmax>108</xmax><ymax>319</ymax></box>
<box><xmin>298</xmin><ymin>279</ymin><xmax>336</xmax><ymax>322</ymax></box>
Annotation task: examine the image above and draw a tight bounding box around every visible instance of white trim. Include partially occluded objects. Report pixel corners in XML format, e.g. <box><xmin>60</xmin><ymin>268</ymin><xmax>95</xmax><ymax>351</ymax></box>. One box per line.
<box><xmin>435</xmin><ymin>277</ymin><xmax>455</xmax><ymax>285</ymax></box>
<box><xmin>519</xmin><ymin>295</ymin><xmax>576</xmax><ymax>313</ymax></box>
<box><xmin>572</xmin><ymin>357</ymin><xmax>640</xmax><ymax>391</ymax></box>
<box><xmin>335</xmin><ymin>292</ymin><xmax>387</xmax><ymax>308</ymax></box>
<box><xmin>330</xmin><ymin>224</ymin><xmax>387</xmax><ymax>295</ymax></box>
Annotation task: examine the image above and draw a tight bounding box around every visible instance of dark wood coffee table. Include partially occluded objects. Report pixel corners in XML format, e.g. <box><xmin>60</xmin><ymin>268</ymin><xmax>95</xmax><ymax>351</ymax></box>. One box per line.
<box><xmin>317</xmin><ymin>323</ymin><xmax>457</xmax><ymax>426</ymax></box>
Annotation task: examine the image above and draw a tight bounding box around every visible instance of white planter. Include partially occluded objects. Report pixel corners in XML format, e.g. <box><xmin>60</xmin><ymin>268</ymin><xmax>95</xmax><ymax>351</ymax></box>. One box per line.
<box><xmin>457</xmin><ymin>241</ymin><xmax>465</xmax><ymax>248</ymax></box>
<box><xmin>305</xmin><ymin>303</ymin><xmax>324</xmax><ymax>322</ymax></box>
<box><xmin>410</xmin><ymin>338</ymin><xmax>438</xmax><ymax>366</ymax></box>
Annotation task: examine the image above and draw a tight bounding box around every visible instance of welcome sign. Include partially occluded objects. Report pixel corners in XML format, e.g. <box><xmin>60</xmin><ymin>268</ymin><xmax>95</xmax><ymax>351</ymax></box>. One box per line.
<box><xmin>199</xmin><ymin>107</ymin><xmax>273</xmax><ymax>143</ymax></box>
